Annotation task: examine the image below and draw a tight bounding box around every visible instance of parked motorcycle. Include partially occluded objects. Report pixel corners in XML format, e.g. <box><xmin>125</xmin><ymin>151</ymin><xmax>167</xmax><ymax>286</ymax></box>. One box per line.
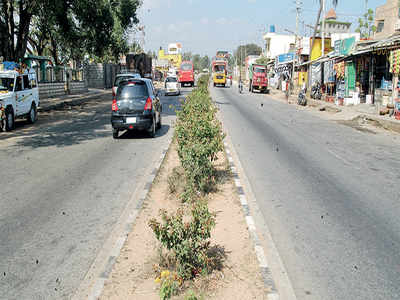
<box><xmin>297</xmin><ymin>87</ymin><xmax>307</xmax><ymax>106</ymax></box>
<box><xmin>311</xmin><ymin>82</ymin><xmax>322</xmax><ymax>100</ymax></box>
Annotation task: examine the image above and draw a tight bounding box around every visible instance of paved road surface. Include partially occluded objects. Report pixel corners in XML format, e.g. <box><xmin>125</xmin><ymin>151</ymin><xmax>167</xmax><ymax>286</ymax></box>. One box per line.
<box><xmin>0</xmin><ymin>88</ymin><xmax>187</xmax><ymax>299</ymax></box>
<box><xmin>212</xmin><ymin>85</ymin><xmax>400</xmax><ymax>300</ymax></box>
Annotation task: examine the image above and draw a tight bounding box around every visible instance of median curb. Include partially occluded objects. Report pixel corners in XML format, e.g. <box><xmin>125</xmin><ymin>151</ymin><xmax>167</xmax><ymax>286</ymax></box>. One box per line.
<box><xmin>223</xmin><ymin>140</ymin><xmax>280</xmax><ymax>300</ymax></box>
<box><xmin>85</xmin><ymin>144</ymin><xmax>171</xmax><ymax>300</ymax></box>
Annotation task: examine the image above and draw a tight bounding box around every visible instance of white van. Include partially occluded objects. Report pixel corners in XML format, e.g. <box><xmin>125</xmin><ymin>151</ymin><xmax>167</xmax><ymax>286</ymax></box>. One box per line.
<box><xmin>0</xmin><ymin>68</ymin><xmax>39</xmax><ymax>131</ymax></box>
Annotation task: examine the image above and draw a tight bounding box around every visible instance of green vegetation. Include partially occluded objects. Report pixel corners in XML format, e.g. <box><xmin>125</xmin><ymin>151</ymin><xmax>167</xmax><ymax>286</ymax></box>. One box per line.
<box><xmin>175</xmin><ymin>76</ymin><xmax>224</xmax><ymax>199</ymax></box>
<box><xmin>149</xmin><ymin>75</ymin><xmax>225</xmax><ymax>299</ymax></box>
<box><xmin>234</xmin><ymin>44</ymin><xmax>262</xmax><ymax>66</ymax></box>
<box><xmin>182</xmin><ymin>52</ymin><xmax>211</xmax><ymax>71</ymax></box>
<box><xmin>356</xmin><ymin>8</ymin><xmax>377</xmax><ymax>39</ymax></box>
<box><xmin>0</xmin><ymin>0</ymin><xmax>141</xmax><ymax>63</ymax></box>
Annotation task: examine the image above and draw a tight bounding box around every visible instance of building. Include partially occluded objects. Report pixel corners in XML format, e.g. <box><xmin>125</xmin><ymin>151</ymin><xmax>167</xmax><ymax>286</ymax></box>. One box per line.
<box><xmin>318</xmin><ymin>9</ymin><xmax>351</xmax><ymax>37</ymax></box>
<box><xmin>374</xmin><ymin>0</ymin><xmax>400</xmax><ymax>39</ymax></box>
<box><xmin>263</xmin><ymin>33</ymin><xmax>310</xmax><ymax>59</ymax></box>
<box><xmin>263</xmin><ymin>32</ymin><xmax>296</xmax><ymax>60</ymax></box>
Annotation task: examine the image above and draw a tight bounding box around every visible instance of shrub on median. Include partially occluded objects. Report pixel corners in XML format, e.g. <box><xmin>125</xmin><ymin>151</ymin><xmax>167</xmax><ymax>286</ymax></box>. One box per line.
<box><xmin>149</xmin><ymin>200</ymin><xmax>216</xmax><ymax>280</ymax></box>
<box><xmin>149</xmin><ymin>75</ymin><xmax>223</xmax><ymax>299</ymax></box>
<box><xmin>175</xmin><ymin>75</ymin><xmax>224</xmax><ymax>199</ymax></box>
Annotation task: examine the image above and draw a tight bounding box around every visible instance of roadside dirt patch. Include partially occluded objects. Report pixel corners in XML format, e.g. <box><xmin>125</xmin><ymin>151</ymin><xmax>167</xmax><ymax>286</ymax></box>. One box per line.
<box><xmin>100</xmin><ymin>141</ymin><xmax>267</xmax><ymax>299</ymax></box>
<box><xmin>319</xmin><ymin>106</ymin><xmax>341</xmax><ymax>114</ymax></box>
<box><xmin>336</xmin><ymin>116</ymin><xmax>380</xmax><ymax>134</ymax></box>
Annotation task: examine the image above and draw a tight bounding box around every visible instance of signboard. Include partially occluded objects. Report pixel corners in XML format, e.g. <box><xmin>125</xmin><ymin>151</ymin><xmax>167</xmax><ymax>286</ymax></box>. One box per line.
<box><xmin>277</xmin><ymin>53</ymin><xmax>294</xmax><ymax>64</ymax></box>
<box><xmin>334</xmin><ymin>40</ymin><xmax>342</xmax><ymax>56</ymax></box>
<box><xmin>310</xmin><ymin>37</ymin><xmax>332</xmax><ymax>61</ymax></box>
<box><xmin>341</xmin><ymin>37</ymin><xmax>356</xmax><ymax>56</ymax></box>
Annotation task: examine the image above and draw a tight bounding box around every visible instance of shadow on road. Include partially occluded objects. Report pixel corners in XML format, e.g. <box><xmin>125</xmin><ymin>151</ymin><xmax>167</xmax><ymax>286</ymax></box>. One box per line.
<box><xmin>117</xmin><ymin>124</ymin><xmax>170</xmax><ymax>139</ymax></box>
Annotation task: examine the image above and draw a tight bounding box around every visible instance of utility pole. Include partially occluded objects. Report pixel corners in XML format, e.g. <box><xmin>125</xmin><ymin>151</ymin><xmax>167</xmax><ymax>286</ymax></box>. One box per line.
<box><xmin>293</xmin><ymin>0</ymin><xmax>301</xmax><ymax>88</ymax></box>
<box><xmin>321</xmin><ymin>0</ymin><xmax>326</xmax><ymax>57</ymax></box>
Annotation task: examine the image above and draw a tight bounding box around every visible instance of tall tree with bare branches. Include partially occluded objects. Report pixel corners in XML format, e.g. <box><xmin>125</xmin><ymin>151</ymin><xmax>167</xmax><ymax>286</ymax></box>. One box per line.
<box><xmin>310</xmin><ymin>0</ymin><xmax>338</xmax><ymax>55</ymax></box>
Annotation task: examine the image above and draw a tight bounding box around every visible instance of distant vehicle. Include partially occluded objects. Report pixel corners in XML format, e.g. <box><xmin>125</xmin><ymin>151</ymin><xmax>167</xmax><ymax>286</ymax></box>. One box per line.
<box><xmin>164</xmin><ymin>76</ymin><xmax>181</xmax><ymax>96</ymax></box>
<box><xmin>112</xmin><ymin>73</ymin><xmax>141</xmax><ymax>97</ymax></box>
<box><xmin>202</xmin><ymin>68</ymin><xmax>209</xmax><ymax>73</ymax></box>
<box><xmin>167</xmin><ymin>67</ymin><xmax>178</xmax><ymax>77</ymax></box>
<box><xmin>216</xmin><ymin>50</ymin><xmax>229</xmax><ymax>60</ymax></box>
<box><xmin>125</xmin><ymin>53</ymin><xmax>152</xmax><ymax>79</ymax></box>
<box><xmin>111</xmin><ymin>78</ymin><xmax>162</xmax><ymax>139</ymax></box>
<box><xmin>226</xmin><ymin>75</ymin><xmax>232</xmax><ymax>88</ymax></box>
<box><xmin>248</xmin><ymin>64</ymin><xmax>268</xmax><ymax>93</ymax></box>
<box><xmin>178</xmin><ymin>61</ymin><xmax>194</xmax><ymax>87</ymax></box>
<box><xmin>212</xmin><ymin>60</ymin><xmax>227</xmax><ymax>87</ymax></box>
<box><xmin>0</xmin><ymin>68</ymin><xmax>39</xmax><ymax>131</ymax></box>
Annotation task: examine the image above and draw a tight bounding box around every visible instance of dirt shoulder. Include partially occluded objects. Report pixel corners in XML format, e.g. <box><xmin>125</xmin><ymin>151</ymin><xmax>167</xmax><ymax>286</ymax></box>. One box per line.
<box><xmin>100</xmin><ymin>140</ymin><xmax>267</xmax><ymax>299</ymax></box>
<box><xmin>265</xmin><ymin>87</ymin><xmax>400</xmax><ymax>135</ymax></box>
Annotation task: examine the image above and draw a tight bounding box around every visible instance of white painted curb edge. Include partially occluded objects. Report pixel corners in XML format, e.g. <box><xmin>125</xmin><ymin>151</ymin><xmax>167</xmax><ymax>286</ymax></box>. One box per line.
<box><xmin>224</xmin><ymin>141</ymin><xmax>280</xmax><ymax>300</ymax></box>
<box><xmin>85</xmin><ymin>145</ymin><xmax>171</xmax><ymax>300</ymax></box>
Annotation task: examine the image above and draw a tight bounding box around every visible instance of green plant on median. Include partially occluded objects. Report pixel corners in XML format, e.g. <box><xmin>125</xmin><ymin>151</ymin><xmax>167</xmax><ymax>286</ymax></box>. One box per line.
<box><xmin>150</xmin><ymin>75</ymin><xmax>223</xmax><ymax>299</ymax></box>
<box><xmin>154</xmin><ymin>270</ymin><xmax>181</xmax><ymax>300</ymax></box>
<box><xmin>149</xmin><ymin>200</ymin><xmax>216</xmax><ymax>280</ymax></box>
<box><xmin>175</xmin><ymin>75</ymin><xmax>224</xmax><ymax>199</ymax></box>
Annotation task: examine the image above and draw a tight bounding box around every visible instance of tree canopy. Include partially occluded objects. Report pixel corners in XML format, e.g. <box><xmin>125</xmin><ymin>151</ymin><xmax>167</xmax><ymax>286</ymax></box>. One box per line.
<box><xmin>234</xmin><ymin>44</ymin><xmax>262</xmax><ymax>66</ymax></box>
<box><xmin>0</xmin><ymin>0</ymin><xmax>141</xmax><ymax>64</ymax></box>
<box><xmin>356</xmin><ymin>8</ymin><xmax>376</xmax><ymax>39</ymax></box>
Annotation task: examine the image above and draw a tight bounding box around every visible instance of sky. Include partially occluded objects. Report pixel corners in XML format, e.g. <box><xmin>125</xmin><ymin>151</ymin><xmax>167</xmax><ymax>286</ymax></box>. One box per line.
<box><xmin>135</xmin><ymin>0</ymin><xmax>386</xmax><ymax>57</ymax></box>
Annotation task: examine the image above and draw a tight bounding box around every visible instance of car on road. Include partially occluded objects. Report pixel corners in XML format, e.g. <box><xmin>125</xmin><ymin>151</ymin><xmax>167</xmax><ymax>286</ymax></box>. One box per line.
<box><xmin>112</xmin><ymin>73</ymin><xmax>141</xmax><ymax>97</ymax></box>
<box><xmin>164</xmin><ymin>76</ymin><xmax>180</xmax><ymax>96</ymax></box>
<box><xmin>111</xmin><ymin>78</ymin><xmax>162</xmax><ymax>139</ymax></box>
<box><xmin>0</xmin><ymin>68</ymin><xmax>39</xmax><ymax>131</ymax></box>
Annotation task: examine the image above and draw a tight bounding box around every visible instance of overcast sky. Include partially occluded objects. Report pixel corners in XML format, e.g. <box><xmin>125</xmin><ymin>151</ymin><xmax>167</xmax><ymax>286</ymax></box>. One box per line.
<box><xmin>135</xmin><ymin>0</ymin><xmax>386</xmax><ymax>56</ymax></box>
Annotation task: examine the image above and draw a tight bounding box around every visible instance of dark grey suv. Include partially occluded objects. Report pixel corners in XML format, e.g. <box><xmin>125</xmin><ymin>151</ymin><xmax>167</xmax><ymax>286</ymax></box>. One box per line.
<box><xmin>111</xmin><ymin>78</ymin><xmax>162</xmax><ymax>139</ymax></box>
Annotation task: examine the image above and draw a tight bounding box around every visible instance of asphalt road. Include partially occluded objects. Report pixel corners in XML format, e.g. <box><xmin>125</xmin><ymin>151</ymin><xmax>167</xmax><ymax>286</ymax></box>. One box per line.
<box><xmin>212</xmin><ymin>85</ymin><xmax>400</xmax><ymax>300</ymax></box>
<box><xmin>0</xmin><ymin>87</ymin><xmax>187</xmax><ymax>299</ymax></box>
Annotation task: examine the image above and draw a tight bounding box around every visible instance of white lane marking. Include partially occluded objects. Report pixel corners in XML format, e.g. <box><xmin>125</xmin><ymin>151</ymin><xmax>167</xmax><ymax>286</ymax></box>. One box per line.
<box><xmin>246</xmin><ymin>216</ymin><xmax>256</xmax><ymax>232</ymax></box>
<box><xmin>88</xmin><ymin>278</ymin><xmax>106</xmax><ymax>300</ymax></box>
<box><xmin>234</xmin><ymin>178</ymin><xmax>241</xmax><ymax>187</ymax></box>
<box><xmin>255</xmin><ymin>245</ymin><xmax>269</xmax><ymax>268</ymax></box>
<box><xmin>239</xmin><ymin>195</ymin><xmax>248</xmax><ymax>206</ymax></box>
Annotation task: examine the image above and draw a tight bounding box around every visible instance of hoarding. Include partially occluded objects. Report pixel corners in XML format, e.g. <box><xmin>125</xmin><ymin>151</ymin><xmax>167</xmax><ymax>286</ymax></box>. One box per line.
<box><xmin>310</xmin><ymin>37</ymin><xmax>332</xmax><ymax>61</ymax></box>
<box><xmin>277</xmin><ymin>53</ymin><xmax>294</xmax><ymax>64</ymax></box>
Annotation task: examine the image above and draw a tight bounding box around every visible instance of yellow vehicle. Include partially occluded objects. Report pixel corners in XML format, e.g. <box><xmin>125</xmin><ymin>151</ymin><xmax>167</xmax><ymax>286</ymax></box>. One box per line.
<box><xmin>212</xmin><ymin>60</ymin><xmax>227</xmax><ymax>87</ymax></box>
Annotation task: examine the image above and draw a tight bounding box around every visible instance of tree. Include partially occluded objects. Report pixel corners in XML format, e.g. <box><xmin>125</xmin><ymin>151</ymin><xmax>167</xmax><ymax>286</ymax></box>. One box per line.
<box><xmin>183</xmin><ymin>52</ymin><xmax>192</xmax><ymax>61</ymax></box>
<box><xmin>200</xmin><ymin>55</ymin><xmax>210</xmax><ymax>70</ymax></box>
<box><xmin>192</xmin><ymin>54</ymin><xmax>201</xmax><ymax>71</ymax></box>
<box><xmin>0</xmin><ymin>0</ymin><xmax>41</xmax><ymax>61</ymax></box>
<box><xmin>234</xmin><ymin>44</ymin><xmax>262</xmax><ymax>66</ymax></box>
<box><xmin>0</xmin><ymin>0</ymin><xmax>141</xmax><ymax>63</ymax></box>
<box><xmin>256</xmin><ymin>57</ymin><xmax>269</xmax><ymax>65</ymax></box>
<box><xmin>129</xmin><ymin>42</ymin><xmax>143</xmax><ymax>54</ymax></box>
<box><xmin>310</xmin><ymin>0</ymin><xmax>338</xmax><ymax>55</ymax></box>
<box><xmin>356</xmin><ymin>8</ymin><xmax>376</xmax><ymax>39</ymax></box>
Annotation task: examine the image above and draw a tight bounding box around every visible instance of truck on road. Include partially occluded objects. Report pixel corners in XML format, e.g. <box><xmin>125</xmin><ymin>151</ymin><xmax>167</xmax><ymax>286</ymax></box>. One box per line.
<box><xmin>248</xmin><ymin>63</ymin><xmax>268</xmax><ymax>93</ymax></box>
<box><xmin>178</xmin><ymin>61</ymin><xmax>194</xmax><ymax>87</ymax></box>
<box><xmin>212</xmin><ymin>60</ymin><xmax>227</xmax><ymax>87</ymax></box>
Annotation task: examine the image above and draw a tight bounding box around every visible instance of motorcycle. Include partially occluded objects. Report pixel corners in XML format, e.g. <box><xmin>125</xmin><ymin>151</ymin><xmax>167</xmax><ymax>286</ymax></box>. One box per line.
<box><xmin>311</xmin><ymin>82</ymin><xmax>322</xmax><ymax>100</ymax></box>
<box><xmin>297</xmin><ymin>87</ymin><xmax>307</xmax><ymax>106</ymax></box>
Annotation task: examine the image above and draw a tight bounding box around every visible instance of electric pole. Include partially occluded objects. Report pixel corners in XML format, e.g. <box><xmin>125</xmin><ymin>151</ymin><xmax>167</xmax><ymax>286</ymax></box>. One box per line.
<box><xmin>293</xmin><ymin>0</ymin><xmax>301</xmax><ymax>87</ymax></box>
<box><xmin>321</xmin><ymin>0</ymin><xmax>326</xmax><ymax>57</ymax></box>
